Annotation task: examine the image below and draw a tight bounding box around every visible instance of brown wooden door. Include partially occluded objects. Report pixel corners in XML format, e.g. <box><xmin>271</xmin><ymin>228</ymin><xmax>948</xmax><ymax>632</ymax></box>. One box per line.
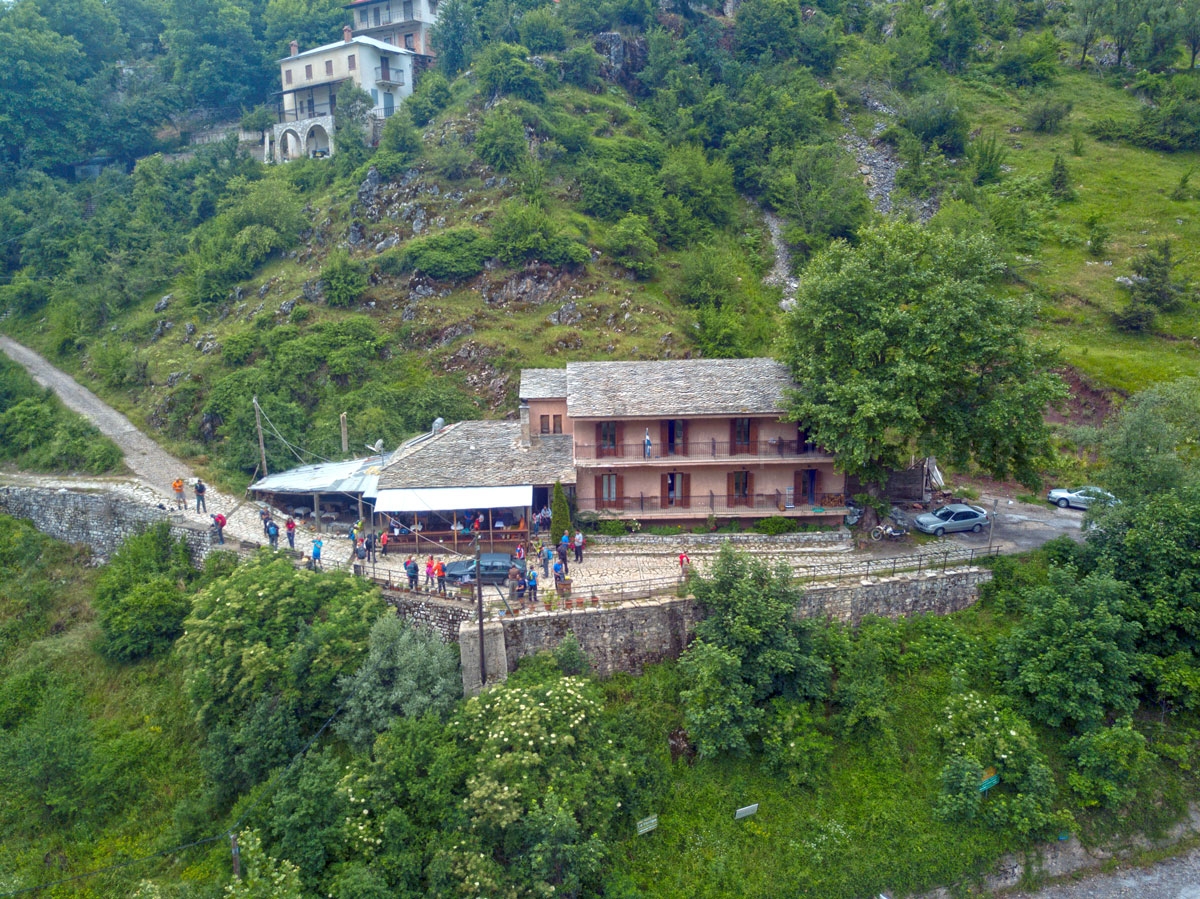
<box><xmin>680</xmin><ymin>472</ymin><xmax>691</xmax><ymax>508</ymax></box>
<box><xmin>661</xmin><ymin>473</ymin><xmax>670</xmax><ymax>508</ymax></box>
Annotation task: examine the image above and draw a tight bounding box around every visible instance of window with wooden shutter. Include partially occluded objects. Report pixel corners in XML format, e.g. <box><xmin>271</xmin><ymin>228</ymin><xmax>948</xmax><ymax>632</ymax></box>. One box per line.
<box><xmin>540</xmin><ymin>415</ymin><xmax>550</xmax><ymax>434</ymax></box>
<box><xmin>615</xmin><ymin>474</ymin><xmax>624</xmax><ymax>505</ymax></box>
<box><xmin>748</xmin><ymin>420</ymin><xmax>759</xmax><ymax>455</ymax></box>
<box><xmin>305</xmin><ymin>64</ymin><xmax>313</xmax><ymax>80</ymax></box>
<box><xmin>595</xmin><ymin>475</ymin><xmax>604</xmax><ymax>508</ymax></box>
<box><xmin>661</xmin><ymin>473</ymin><xmax>670</xmax><ymax>507</ymax></box>
<box><xmin>680</xmin><ymin>473</ymin><xmax>691</xmax><ymax>508</ymax></box>
<box><xmin>552</xmin><ymin>415</ymin><xmax>562</xmax><ymax>434</ymax></box>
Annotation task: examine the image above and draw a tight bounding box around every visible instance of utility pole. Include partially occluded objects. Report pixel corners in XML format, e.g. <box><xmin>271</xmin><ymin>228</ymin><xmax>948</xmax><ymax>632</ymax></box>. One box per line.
<box><xmin>340</xmin><ymin>412</ymin><xmax>349</xmax><ymax>455</ymax></box>
<box><xmin>252</xmin><ymin>397</ymin><xmax>268</xmax><ymax>477</ymax></box>
<box><xmin>230</xmin><ymin>832</ymin><xmax>241</xmax><ymax>879</ymax></box>
<box><xmin>988</xmin><ymin>498</ymin><xmax>998</xmax><ymax>554</ymax></box>
<box><xmin>474</xmin><ymin>534</ymin><xmax>486</xmax><ymax>687</ymax></box>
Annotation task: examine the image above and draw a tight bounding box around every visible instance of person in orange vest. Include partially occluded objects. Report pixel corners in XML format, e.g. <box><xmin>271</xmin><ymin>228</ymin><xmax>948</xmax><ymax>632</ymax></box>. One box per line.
<box><xmin>434</xmin><ymin>558</ymin><xmax>446</xmax><ymax>593</ymax></box>
<box><xmin>172</xmin><ymin>478</ymin><xmax>186</xmax><ymax>510</ymax></box>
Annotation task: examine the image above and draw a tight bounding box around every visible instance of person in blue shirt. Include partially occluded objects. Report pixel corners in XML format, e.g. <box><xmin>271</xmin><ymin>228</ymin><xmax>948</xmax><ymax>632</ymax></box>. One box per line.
<box><xmin>311</xmin><ymin>538</ymin><xmax>324</xmax><ymax>570</ymax></box>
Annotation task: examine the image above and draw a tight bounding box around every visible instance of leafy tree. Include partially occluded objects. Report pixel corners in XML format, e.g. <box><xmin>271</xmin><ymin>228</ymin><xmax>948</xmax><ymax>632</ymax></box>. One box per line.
<box><xmin>902</xmin><ymin>91</ymin><xmax>970</xmax><ymax>155</ymax></box>
<box><xmin>178</xmin><ymin>552</ymin><xmax>385</xmax><ymax>735</ymax></box>
<box><xmin>562</xmin><ymin>43</ymin><xmax>602</xmax><ymax>89</ymax></box>
<box><xmin>999</xmin><ymin>568</ymin><xmax>1142</xmax><ymax>729</ymax></box>
<box><xmin>378</xmin><ymin>108</ymin><xmax>421</xmax><ymax>159</ymax></box>
<box><xmin>263</xmin><ymin>0</ymin><xmax>348</xmax><ymax>60</ymax></box>
<box><xmin>1183</xmin><ymin>0</ymin><xmax>1200</xmax><ymax>68</ymax></box>
<box><xmin>241</xmin><ymin>105</ymin><xmax>276</xmax><ymax>145</ymax></box>
<box><xmin>934</xmin><ymin>0</ymin><xmax>980</xmax><ymax>72</ymax></box>
<box><xmin>658</xmin><ymin>145</ymin><xmax>735</xmax><ymax>228</ymax></box>
<box><xmin>1101</xmin><ymin>377</ymin><xmax>1200</xmax><ymax>499</ymax></box>
<box><xmin>335</xmin><ymin>615</ymin><xmax>461</xmax><ymax>750</ymax></box>
<box><xmin>1065</xmin><ymin>0</ymin><xmax>1105</xmax><ymax>65</ymax></box>
<box><xmin>734</xmin><ymin>0</ymin><xmax>803</xmax><ymax>62</ymax></box>
<box><xmin>431</xmin><ymin>0</ymin><xmax>480</xmax><ymax>75</ymax></box>
<box><xmin>680</xmin><ymin>545</ymin><xmax>829</xmax><ymax>756</ymax></box>
<box><xmin>321</xmin><ymin>250</ymin><xmax>368</xmax><ymax>308</ymax></box>
<box><xmin>779</xmin><ymin>221</ymin><xmax>1064</xmax><ymax>502</ymax></box>
<box><xmin>0</xmin><ymin>685</ymin><xmax>94</xmax><ymax>825</ymax></box>
<box><xmin>333</xmin><ymin>81</ymin><xmax>375</xmax><ymax>164</ymax></box>
<box><xmin>491</xmin><ymin>200</ymin><xmax>588</xmax><ymax>267</ymax></box>
<box><xmin>1100</xmin><ymin>0</ymin><xmax>1141</xmax><ymax>68</ymax></box>
<box><xmin>0</xmin><ymin>6</ymin><xmax>91</xmax><ymax>174</ymax></box>
<box><xmin>1130</xmin><ymin>0</ymin><xmax>1182</xmax><ymax>71</ymax></box>
<box><xmin>476</xmin><ymin>106</ymin><xmax>529</xmax><ymax>171</ymax></box>
<box><xmin>550</xmin><ymin>480</ymin><xmax>571</xmax><ymax>541</ymax></box>
<box><xmin>161</xmin><ymin>0</ymin><xmax>267</xmax><ymax>108</ymax></box>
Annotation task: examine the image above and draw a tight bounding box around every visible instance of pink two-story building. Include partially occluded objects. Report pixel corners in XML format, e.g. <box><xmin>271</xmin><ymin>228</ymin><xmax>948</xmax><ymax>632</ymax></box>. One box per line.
<box><xmin>519</xmin><ymin>358</ymin><xmax>847</xmax><ymax>526</ymax></box>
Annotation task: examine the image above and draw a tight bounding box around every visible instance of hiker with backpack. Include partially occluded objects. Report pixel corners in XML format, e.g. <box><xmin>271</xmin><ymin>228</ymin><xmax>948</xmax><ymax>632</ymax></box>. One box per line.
<box><xmin>266</xmin><ymin>519</ymin><xmax>279</xmax><ymax>549</ymax></box>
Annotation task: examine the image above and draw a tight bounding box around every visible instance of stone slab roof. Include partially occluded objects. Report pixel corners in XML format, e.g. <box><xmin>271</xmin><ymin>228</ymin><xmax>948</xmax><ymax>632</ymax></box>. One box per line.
<box><xmin>519</xmin><ymin>368</ymin><xmax>568</xmax><ymax>400</ymax></box>
<box><xmin>564</xmin><ymin>358</ymin><xmax>795</xmax><ymax>418</ymax></box>
<box><xmin>377</xmin><ymin>421</ymin><xmax>575</xmax><ymax>490</ymax></box>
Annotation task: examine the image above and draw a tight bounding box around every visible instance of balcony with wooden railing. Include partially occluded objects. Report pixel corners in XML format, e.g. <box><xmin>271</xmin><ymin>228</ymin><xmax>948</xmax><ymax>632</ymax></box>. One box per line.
<box><xmin>574</xmin><ymin>438</ymin><xmax>830</xmax><ymax>464</ymax></box>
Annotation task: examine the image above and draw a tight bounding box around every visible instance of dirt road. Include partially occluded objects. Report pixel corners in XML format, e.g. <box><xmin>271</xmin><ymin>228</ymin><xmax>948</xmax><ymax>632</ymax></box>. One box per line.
<box><xmin>1005</xmin><ymin>846</ymin><xmax>1200</xmax><ymax>899</ymax></box>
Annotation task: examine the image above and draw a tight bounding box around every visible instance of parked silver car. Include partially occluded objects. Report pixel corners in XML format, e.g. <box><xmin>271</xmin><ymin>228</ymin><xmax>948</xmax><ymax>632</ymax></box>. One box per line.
<box><xmin>912</xmin><ymin>503</ymin><xmax>990</xmax><ymax>537</ymax></box>
<box><xmin>1046</xmin><ymin>486</ymin><xmax>1117</xmax><ymax>510</ymax></box>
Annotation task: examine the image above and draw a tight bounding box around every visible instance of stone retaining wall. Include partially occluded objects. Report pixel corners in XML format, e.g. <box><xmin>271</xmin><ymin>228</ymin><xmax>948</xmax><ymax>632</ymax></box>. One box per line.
<box><xmin>459</xmin><ymin>566</ymin><xmax>992</xmax><ymax>683</ymax></box>
<box><xmin>584</xmin><ymin>528</ymin><xmax>849</xmax><ymax>548</ymax></box>
<box><xmin>385</xmin><ymin>590</ymin><xmax>476</xmax><ymax>642</ymax></box>
<box><xmin>0</xmin><ymin>485</ymin><xmax>256</xmax><ymax>565</ymax></box>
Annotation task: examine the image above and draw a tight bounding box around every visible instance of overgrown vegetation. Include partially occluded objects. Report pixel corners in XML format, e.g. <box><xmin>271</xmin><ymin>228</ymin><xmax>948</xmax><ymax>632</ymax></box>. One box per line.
<box><xmin>0</xmin><ymin>355</ymin><xmax>123</xmax><ymax>473</ymax></box>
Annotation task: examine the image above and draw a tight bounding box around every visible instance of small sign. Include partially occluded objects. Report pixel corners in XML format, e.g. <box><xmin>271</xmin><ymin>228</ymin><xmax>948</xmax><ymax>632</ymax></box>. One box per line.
<box><xmin>735</xmin><ymin>804</ymin><xmax>759</xmax><ymax>820</ymax></box>
<box><xmin>636</xmin><ymin>815</ymin><xmax>658</xmax><ymax>835</ymax></box>
<box><xmin>979</xmin><ymin>767</ymin><xmax>1000</xmax><ymax>793</ymax></box>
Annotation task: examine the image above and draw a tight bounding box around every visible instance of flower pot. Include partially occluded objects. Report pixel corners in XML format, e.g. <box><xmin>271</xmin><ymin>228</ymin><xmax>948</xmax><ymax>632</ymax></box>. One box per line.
<box><xmin>590</xmin><ymin>596</ymin><xmax>600</xmax><ymax>606</ymax></box>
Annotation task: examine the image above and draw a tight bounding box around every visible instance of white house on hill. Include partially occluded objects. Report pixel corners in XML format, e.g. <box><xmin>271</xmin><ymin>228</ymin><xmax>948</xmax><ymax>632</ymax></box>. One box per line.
<box><xmin>272</xmin><ymin>26</ymin><xmax>417</xmax><ymax>162</ymax></box>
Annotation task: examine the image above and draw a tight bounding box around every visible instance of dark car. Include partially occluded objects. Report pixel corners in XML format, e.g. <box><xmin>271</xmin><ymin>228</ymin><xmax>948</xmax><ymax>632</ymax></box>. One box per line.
<box><xmin>444</xmin><ymin>553</ymin><xmax>526</xmax><ymax>585</ymax></box>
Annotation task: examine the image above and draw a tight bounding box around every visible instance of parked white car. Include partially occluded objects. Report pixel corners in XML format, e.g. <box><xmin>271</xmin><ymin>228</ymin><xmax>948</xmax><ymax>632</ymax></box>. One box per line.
<box><xmin>1046</xmin><ymin>486</ymin><xmax>1117</xmax><ymax>510</ymax></box>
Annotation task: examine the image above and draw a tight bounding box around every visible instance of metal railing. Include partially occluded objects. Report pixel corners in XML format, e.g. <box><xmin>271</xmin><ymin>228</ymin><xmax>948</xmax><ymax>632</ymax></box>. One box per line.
<box><xmin>575</xmin><ymin>439</ymin><xmax>829</xmax><ymax>462</ymax></box>
<box><xmin>793</xmin><ymin>545</ymin><xmax>1001</xmax><ymax>586</ymax></box>
<box><xmin>374</xmin><ymin>66</ymin><xmax>405</xmax><ymax>85</ymax></box>
<box><xmin>278</xmin><ymin>104</ymin><xmax>334</xmax><ymax>122</ymax></box>
<box><xmin>576</xmin><ymin>492</ymin><xmax>847</xmax><ymax>515</ymax></box>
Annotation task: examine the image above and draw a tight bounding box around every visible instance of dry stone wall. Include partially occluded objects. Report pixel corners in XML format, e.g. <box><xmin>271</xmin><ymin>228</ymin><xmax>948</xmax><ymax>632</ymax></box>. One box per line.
<box><xmin>385</xmin><ymin>590</ymin><xmax>476</xmax><ymax>642</ymax></box>
<box><xmin>0</xmin><ymin>485</ymin><xmax>258</xmax><ymax>565</ymax></box>
<box><xmin>458</xmin><ymin>567</ymin><xmax>992</xmax><ymax>683</ymax></box>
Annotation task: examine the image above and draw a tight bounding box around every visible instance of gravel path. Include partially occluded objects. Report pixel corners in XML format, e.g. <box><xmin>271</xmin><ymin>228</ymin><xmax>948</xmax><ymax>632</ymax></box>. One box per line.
<box><xmin>1004</xmin><ymin>847</ymin><xmax>1200</xmax><ymax>899</ymax></box>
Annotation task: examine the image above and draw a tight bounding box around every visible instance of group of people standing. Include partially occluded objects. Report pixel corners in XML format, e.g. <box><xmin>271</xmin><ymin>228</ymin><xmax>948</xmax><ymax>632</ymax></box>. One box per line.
<box><xmin>172</xmin><ymin>477</ymin><xmax>208</xmax><ymax>513</ymax></box>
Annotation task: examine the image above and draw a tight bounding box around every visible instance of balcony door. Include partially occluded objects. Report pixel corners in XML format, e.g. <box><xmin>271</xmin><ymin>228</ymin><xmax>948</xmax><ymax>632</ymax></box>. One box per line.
<box><xmin>596</xmin><ymin>421</ymin><xmax>622</xmax><ymax>458</ymax></box>
<box><xmin>731</xmin><ymin>418</ymin><xmax>758</xmax><ymax>455</ymax></box>
<box><xmin>727</xmin><ymin>471</ymin><xmax>753</xmax><ymax>507</ymax></box>
<box><xmin>596</xmin><ymin>474</ymin><xmax>623</xmax><ymax>510</ymax></box>
<box><xmin>794</xmin><ymin>469</ymin><xmax>816</xmax><ymax>505</ymax></box>
<box><xmin>661</xmin><ymin>419</ymin><xmax>686</xmax><ymax>456</ymax></box>
<box><xmin>661</xmin><ymin>472</ymin><xmax>690</xmax><ymax>509</ymax></box>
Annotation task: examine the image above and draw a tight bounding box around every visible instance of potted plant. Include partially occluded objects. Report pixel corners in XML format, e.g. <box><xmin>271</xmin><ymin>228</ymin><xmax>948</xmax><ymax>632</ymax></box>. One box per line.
<box><xmin>590</xmin><ymin>595</ymin><xmax>600</xmax><ymax>607</ymax></box>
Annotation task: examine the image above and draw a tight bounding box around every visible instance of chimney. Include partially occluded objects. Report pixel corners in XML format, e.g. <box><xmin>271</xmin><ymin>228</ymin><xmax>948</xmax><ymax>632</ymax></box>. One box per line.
<box><xmin>343</xmin><ymin>25</ymin><xmax>353</xmax><ymax>42</ymax></box>
<box><xmin>519</xmin><ymin>403</ymin><xmax>532</xmax><ymax>448</ymax></box>
<box><xmin>289</xmin><ymin>39</ymin><xmax>298</xmax><ymax>56</ymax></box>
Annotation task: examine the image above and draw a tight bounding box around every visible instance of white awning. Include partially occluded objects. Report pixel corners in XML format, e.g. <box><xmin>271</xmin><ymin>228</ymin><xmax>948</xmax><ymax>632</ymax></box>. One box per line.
<box><xmin>373</xmin><ymin>485</ymin><xmax>532</xmax><ymax>513</ymax></box>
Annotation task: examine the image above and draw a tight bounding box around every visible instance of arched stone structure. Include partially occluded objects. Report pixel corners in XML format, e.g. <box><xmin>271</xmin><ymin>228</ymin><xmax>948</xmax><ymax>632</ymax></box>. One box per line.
<box><xmin>278</xmin><ymin>128</ymin><xmax>302</xmax><ymax>161</ymax></box>
<box><xmin>306</xmin><ymin>123</ymin><xmax>331</xmax><ymax>157</ymax></box>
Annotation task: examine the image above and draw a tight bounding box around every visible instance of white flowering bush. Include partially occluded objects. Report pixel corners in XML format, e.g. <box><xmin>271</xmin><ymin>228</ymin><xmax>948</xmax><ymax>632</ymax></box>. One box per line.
<box><xmin>933</xmin><ymin>690</ymin><xmax>1069</xmax><ymax>836</ymax></box>
<box><xmin>224</xmin><ymin>829</ymin><xmax>303</xmax><ymax>899</ymax></box>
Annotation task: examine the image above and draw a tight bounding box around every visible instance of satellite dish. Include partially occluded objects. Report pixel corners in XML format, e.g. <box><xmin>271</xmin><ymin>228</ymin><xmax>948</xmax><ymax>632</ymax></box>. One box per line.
<box><xmin>364</xmin><ymin>438</ymin><xmax>384</xmax><ymax>454</ymax></box>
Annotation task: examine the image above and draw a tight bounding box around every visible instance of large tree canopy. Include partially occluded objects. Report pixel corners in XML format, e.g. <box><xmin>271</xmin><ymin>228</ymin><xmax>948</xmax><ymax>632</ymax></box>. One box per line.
<box><xmin>778</xmin><ymin>220</ymin><xmax>1064</xmax><ymax>490</ymax></box>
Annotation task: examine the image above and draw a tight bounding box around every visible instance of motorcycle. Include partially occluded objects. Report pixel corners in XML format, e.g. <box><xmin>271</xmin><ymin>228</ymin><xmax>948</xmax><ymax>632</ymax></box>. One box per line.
<box><xmin>869</xmin><ymin>522</ymin><xmax>908</xmax><ymax>541</ymax></box>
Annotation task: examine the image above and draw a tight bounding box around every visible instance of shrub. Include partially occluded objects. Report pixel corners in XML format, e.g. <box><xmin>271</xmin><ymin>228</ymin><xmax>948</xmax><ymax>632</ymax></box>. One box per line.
<box><xmin>490</xmin><ymin>201</ymin><xmax>588</xmax><ymax>267</ymax></box>
<box><xmin>387</xmin><ymin>227</ymin><xmax>494</xmax><ymax>281</ymax></box>
<box><xmin>1026</xmin><ymin>95</ymin><xmax>1072</xmax><ymax>133</ymax></box>
<box><xmin>605</xmin><ymin>214</ymin><xmax>657</xmax><ymax>278</ymax></box>
<box><xmin>562</xmin><ymin>43</ymin><xmax>602</xmax><ymax>89</ymax></box>
<box><xmin>596</xmin><ymin>519</ymin><xmax>626</xmax><ymax>537</ymax></box>
<box><xmin>377</xmin><ymin>108</ymin><xmax>422</xmax><ymax>159</ymax></box>
<box><xmin>406</xmin><ymin>72</ymin><xmax>452</xmax><ymax>126</ymax></box>
<box><xmin>93</xmin><ymin>522</ymin><xmax>194</xmax><ymax>662</ymax></box>
<box><xmin>518</xmin><ymin>7</ymin><xmax>570</xmax><ymax>52</ymax></box>
<box><xmin>476</xmin><ymin>43</ymin><xmax>544</xmax><ymax>102</ymax></box>
<box><xmin>968</xmin><ymin>134</ymin><xmax>1007</xmax><ymax>185</ymax></box>
<box><xmin>1066</xmin><ymin>720</ymin><xmax>1150</xmax><ymax>808</ymax></box>
<box><xmin>222</xmin><ymin>330</ymin><xmax>260</xmax><ymax>365</ymax></box>
<box><xmin>1048</xmin><ymin>154</ymin><xmax>1075</xmax><ymax>201</ymax></box>
<box><xmin>752</xmin><ymin>516</ymin><xmax>800</xmax><ymax>535</ymax></box>
<box><xmin>759</xmin><ymin>698</ymin><xmax>833</xmax><ymax>787</ymax></box>
<box><xmin>476</xmin><ymin>107</ymin><xmax>529</xmax><ymax>172</ymax></box>
<box><xmin>430</xmin><ymin>136</ymin><xmax>473</xmax><ymax>180</ymax></box>
<box><xmin>321</xmin><ymin>251</ymin><xmax>368</xmax><ymax>308</ymax></box>
<box><xmin>902</xmin><ymin>92</ymin><xmax>969</xmax><ymax>155</ymax></box>
<box><xmin>552</xmin><ymin>632</ymin><xmax>592</xmax><ymax>676</ymax></box>
<box><xmin>335</xmin><ymin>615</ymin><xmax>460</xmax><ymax>750</ymax></box>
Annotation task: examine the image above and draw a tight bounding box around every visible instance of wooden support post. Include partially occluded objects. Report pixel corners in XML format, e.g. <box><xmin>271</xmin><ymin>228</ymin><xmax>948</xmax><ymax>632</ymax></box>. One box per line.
<box><xmin>313</xmin><ymin>492</ymin><xmax>320</xmax><ymax>534</ymax></box>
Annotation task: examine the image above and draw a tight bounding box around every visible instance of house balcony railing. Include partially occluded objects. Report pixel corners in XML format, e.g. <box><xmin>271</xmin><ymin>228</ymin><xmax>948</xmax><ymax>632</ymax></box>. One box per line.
<box><xmin>576</xmin><ymin>492</ymin><xmax>847</xmax><ymax>517</ymax></box>
<box><xmin>574</xmin><ymin>439</ymin><xmax>829</xmax><ymax>463</ymax></box>
<box><xmin>375</xmin><ymin>66</ymin><xmax>405</xmax><ymax>86</ymax></box>
<box><xmin>279</xmin><ymin>104</ymin><xmax>334</xmax><ymax>122</ymax></box>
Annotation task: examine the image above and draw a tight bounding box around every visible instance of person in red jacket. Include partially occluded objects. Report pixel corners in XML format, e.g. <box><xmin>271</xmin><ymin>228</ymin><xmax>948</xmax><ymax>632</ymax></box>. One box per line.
<box><xmin>285</xmin><ymin>516</ymin><xmax>296</xmax><ymax>549</ymax></box>
<box><xmin>210</xmin><ymin>513</ymin><xmax>226</xmax><ymax>544</ymax></box>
